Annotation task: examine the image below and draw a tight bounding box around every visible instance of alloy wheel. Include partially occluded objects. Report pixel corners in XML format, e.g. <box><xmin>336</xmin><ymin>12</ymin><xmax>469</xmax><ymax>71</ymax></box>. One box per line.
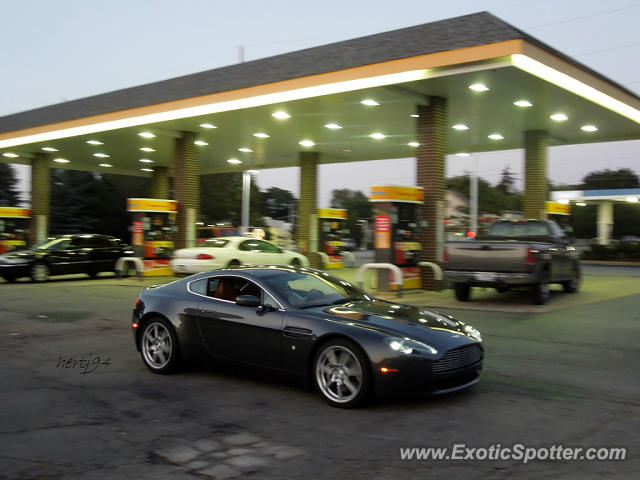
<box><xmin>141</xmin><ymin>322</ymin><xmax>173</xmax><ymax>370</ymax></box>
<box><xmin>315</xmin><ymin>345</ymin><xmax>363</xmax><ymax>404</ymax></box>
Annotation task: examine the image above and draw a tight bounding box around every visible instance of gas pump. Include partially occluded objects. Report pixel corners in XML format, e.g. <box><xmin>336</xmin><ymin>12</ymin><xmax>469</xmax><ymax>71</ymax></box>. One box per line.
<box><xmin>127</xmin><ymin>198</ymin><xmax>177</xmax><ymax>276</ymax></box>
<box><xmin>317</xmin><ymin>208</ymin><xmax>348</xmax><ymax>268</ymax></box>
<box><xmin>0</xmin><ymin>207</ymin><xmax>30</xmax><ymax>253</ymax></box>
<box><xmin>370</xmin><ymin>186</ymin><xmax>424</xmax><ymax>290</ymax></box>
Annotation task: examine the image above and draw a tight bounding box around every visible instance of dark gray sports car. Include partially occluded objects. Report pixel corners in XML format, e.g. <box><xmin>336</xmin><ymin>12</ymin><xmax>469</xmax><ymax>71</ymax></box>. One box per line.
<box><xmin>132</xmin><ymin>266</ymin><xmax>483</xmax><ymax>408</ymax></box>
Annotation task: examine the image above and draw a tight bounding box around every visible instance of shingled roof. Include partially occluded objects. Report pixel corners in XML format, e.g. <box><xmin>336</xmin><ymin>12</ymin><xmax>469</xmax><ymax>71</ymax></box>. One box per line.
<box><xmin>0</xmin><ymin>11</ymin><xmax>635</xmax><ymax>134</ymax></box>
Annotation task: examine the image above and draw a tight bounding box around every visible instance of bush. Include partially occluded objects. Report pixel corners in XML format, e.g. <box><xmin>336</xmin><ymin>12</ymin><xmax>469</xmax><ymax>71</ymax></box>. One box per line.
<box><xmin>582</xmin><ymin>243</ymin><xmax>640</xmax><ymax>261</ymax></box>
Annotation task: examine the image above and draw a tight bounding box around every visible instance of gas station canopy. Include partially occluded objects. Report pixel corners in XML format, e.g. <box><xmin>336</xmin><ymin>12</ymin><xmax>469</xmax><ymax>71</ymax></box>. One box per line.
<box><xmin>1</xmin><ymin>11</ymin><xmax>639</xmax><ymax>176</ymax></box>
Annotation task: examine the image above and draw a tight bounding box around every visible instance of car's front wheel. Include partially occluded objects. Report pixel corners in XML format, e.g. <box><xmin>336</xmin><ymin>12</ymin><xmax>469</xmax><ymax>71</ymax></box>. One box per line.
<box><xmin>30</xmin><ymin>263</ymin><xmax>50</xmax><ymax>282</ymax></box>
<box><xmin>290</xmin><ymin>258</ymin><xmax>301</xmax><ymax>267</ymax></box>
<box><xmin>139</xmin><ymin>317</ymin><xmax>181</xmax><ymax>374</ymax></box>
<box><xmin>227</xmin><ymin>259</ymin><xmax>241</xmax><ymax>267</ymax></box>
<box><xmin>313</xmin><ymin>339</ymin><xmax>371</xmax><ymax>408</ymax></box>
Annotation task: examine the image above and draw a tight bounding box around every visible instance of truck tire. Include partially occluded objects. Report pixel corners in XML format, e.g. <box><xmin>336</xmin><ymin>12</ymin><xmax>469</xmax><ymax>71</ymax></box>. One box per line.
<box><xmin>531</xmin><ymin>273</ymin><xmax>550</xmax><ymax>305</ymax></box>
<box><xmin>562</xmin><ymin>267</ymin><xmax>580</xmax><ymax>293</ymax></box>
<box><xmin>454</xmin><ymin>283</ymin><xmax>471</xmax><ymax>301</ymax></box>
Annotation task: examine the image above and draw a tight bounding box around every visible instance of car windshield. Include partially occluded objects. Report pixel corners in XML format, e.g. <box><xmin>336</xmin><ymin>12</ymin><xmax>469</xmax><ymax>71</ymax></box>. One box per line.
<box><xmin>35</xmin><ymin>238</ymin><xmax>71</xmax><ymax>251</ymax></box>
<box><xmin>253</xmin><ymin>269</ymin><xmax>369</xmax><ymax>308</ymax></box>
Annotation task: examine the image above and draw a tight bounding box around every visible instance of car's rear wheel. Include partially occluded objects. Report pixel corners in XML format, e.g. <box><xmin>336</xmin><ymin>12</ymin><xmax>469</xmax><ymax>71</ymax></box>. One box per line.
<box><xmin>532</xmin><ymin>273</ymin><xmax>550</xmax><ymax>305</ymax></box>
<box><xmin>2</xmin><ymin>275</ymin><xmax>17</xmax><ymax>283</ymax></box>
<box><xmin>30</xmin><ymin>263</ymin><xmax>50</xmax><ymax>282</ymax></box>
<box><xmin>227</xmin><ymin>259</ymin><xmax>241</xmax><ymax>267</ymax></box>
<box><xmin>313</xmin><ymin>339</ymin><xmax>370</xmax><ymax>408</ymax></box>
<box><xmin>562</xmin><ymin>267</ymin><xmax>580</xmax><ymax>293</ymax></box>
<box><xmin>140</xmin><ymin>318</ymin><xmax>181</xmax><ymax>374</ymax></box>
<box><xmin>454</xmin><ymin>283</ymin><xmax>471</xmax><ymax>301</ymax></box>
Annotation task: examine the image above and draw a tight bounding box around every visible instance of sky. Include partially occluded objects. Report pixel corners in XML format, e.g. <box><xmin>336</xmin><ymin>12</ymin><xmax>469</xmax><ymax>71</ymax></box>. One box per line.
<box><xmin>1</xmin><ymin>0</ymin><xmax>639</xmax><ymax>207</ymax></box>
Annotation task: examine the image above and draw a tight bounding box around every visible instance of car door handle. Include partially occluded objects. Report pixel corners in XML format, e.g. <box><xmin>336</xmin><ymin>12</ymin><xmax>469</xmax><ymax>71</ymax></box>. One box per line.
<box><xmin>283</xmin><ymin>326</ymin><xmax>313</xmax><ymax>338</ymax></box>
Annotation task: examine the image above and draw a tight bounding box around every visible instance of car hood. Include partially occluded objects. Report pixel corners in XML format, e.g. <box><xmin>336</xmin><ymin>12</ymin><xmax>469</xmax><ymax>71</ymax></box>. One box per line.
<box><xmin>311</xmin><ymin>298</ymin><xmax>480</xmax><ymax>344</ymax></box>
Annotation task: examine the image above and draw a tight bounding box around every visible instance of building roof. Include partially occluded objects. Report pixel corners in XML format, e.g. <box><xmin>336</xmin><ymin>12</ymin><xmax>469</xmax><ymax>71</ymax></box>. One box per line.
<box><xmin>1</xmin><ymin>11</ymin><xmax>636</xmax><ymax>134</ymax></box>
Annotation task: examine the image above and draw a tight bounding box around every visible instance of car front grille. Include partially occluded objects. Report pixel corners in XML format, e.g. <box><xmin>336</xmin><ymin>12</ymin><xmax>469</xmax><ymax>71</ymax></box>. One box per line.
<box><xmin>432</xmin><ymin>344</ymin><xmax>483</xmax><ymax>374</ymax></box>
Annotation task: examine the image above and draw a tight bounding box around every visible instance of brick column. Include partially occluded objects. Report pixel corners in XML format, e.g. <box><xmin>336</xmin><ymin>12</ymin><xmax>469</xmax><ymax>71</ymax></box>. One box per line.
<box><xmin>173</xmin><ymin>132</ymin><xmax>199</xmax><ymax>249</ymax></box>
<box><xmin>151</xmin><ymin>166</ymin><xmax>170</xmax><ymax>199</ymax></box>
<box><xmin>416</xmin><ymin>98</ymin><xmax>447</xmax><ymax>291</ymax></box>
<box><xmin>297</xmin><ymin>151</ymin><xmax>318</xmax><ymax>256</ymax></box>
<box><xmin>523</xmin><ymin>130</ymin><xmax>548</xmax><ymax>219</ymax></box>
<box><xmin>30</xmin><ymin>153</ymin><xmax>50</xmax><ymax>246</ymax></box>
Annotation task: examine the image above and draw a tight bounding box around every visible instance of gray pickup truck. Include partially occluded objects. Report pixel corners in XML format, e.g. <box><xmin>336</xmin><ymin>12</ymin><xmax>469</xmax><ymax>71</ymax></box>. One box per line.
<box><xmin>444</xmin><ymin>220</ymin><xmax>581</xmax><ymax>305</ymax></box>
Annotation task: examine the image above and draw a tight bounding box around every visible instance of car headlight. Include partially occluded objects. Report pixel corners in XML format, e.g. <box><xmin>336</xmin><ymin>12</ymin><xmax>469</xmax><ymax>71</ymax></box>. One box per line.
<box><xmin>463</xmin><ymin>324</ymin><xmax>482</xmax><ymax>343</ymax></box>
<box><xmin>1</xmin><ymin>257</ymin><xmax>29</xmax><ymax>265</ymax></box>
<box><xmin>384</xmin><ymin>337</ymin><xmax>438</xmax><ymax>355</ymax></box>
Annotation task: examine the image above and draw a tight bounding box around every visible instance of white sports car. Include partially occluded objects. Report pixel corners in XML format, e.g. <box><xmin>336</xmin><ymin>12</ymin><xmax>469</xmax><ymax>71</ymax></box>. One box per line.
<box><xmin>170</xmin><ymin>237</ymin><xmax>309</xmax><ymax>274</ymax></box>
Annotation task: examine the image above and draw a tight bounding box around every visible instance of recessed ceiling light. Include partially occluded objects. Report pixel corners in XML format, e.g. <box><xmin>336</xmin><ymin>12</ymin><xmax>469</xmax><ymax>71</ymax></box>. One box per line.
<box><xmin>469</xmin><ymin>83</ymin><xmax>489</xmax><ymax>92</ymax></box>
<box><xmin>199</xmin><ymin>123</ymin><xmax>217</xmax><ymax>129</ymax></box>
<box><xmin>342</xmin><ymin>149</ymin><xmax>352</xmax><ymax>153</ymax></box>
<box><xmin>488</xmin><ymin>133</ymin><xmax>504</xmax><ymax>140</ymax></box>
<box><xmin>99</xmin><ymin>163</ymin><xmax>113</xmax><ymax>168</ymax></box>
<box><xmin>253</xmin><ymin>132</ymin><xmax>270</xmax><ymax>138</ymax></box>
<box><xmin>42</xmin><ymin>147</ymin><xmax>58</xmax><ymax>152</ymax></box>
<box><xmin>408</xmin><ymin>142</ymin><xmax>419</xmax><ymax>147</ymax></box>
<box><xmin>53</xmin><ymin>158</ymin><xmax>69</xmax><ymax>163</ymax></box>
<box><xmin>2</xmin><ymin>152</ymin><xmax>19</xmax><ymax>158</ymax></box>
<box><xmin>238</xmin><ymin>148</ymin><xmax>253</xmax><ymax>153</ymax></box>
<box><xmin>139</xmin><ymin>147</ymin><xmax>155</xmax><ymax>152</ymax></box>
<box><xmin>324</xmin><ymin>123</ymin><xmax>342</xmax><ymax>130</ymax></box>
<box><xmin>452</xmin><ymin>124</ymin><xmax>469</xmax><ymax>131</ymax></box>
<box><xmin>514</xmin><ymin>100</ymin><xmax>533</xmax><ymax>107</ymax></box>
<box><xmin>410</xmin><ymin>114</ymin><xmax>419</xmax><ymax>118</ymax></box>
<box><xmin>194</xmin><ymin>140</ymin><xmax>208</xmax><ymax>146</ymax></box>
<box><xmin>361</xmin><ymin>99</ymin><xmax>380</xmax><ymax>106</ymax></box>
<box><xmin>558</xmin><ymin>198</ymin><xmax>570</xmax><ymax>204</ymax></box>
<box><xmin>456</xmin><ymin>152</ymin><xmax>470</xmax><ymax>157</ymax></box>
<box><xmin>581</xmin><ymin>125</ymin><xmax>598</xmax><ymax>132</ymax></box>
<box><xmin>93</xmin><ymin>153</ymin><xmax>110</xmax><ymax>158</ymax></box>
<box><xmin>138</xmin><ymin>132</ymin><xmax>155</xmax><ymax>138</ymax></box>
<box><xmin>625</xmin><ymin>196</ymin><xmax>638</xmax><ymax>203</ymax></box>
<box><xmin>139</xmin><ymin>158</ymin><xmax>154</xmax><ymax>163</ymax></box>
<box><xmin>140</xmin><ymin>167</ymin><xmax>154</xmax><ymax>172</ymax></box>
<box><xmin>227</xmin><ymin>158</ymin><xmax>242</xmax><ymax>164</ymax></box>
<box><xmin>272</xmin><ymin>111</ymin><xmax>291</xmax><ymax>119</ymax></box>
<box><xmin>576</xmin><ymin>202</ymin><xmax>587</xmax><ymax>206</ymax></box>
<box><xmin>369</xmin><ymin>133</ymin><xmax>386</xmax><ymax>140</ymax></box>
<box><xmin>550</xmin><ymin>113</ymin><xmax>568</xmax><ymax>121</ymax></box>
<box><xmin>87</xmin><ymin>140</ymin><xmax>103</xmax><ymax>145</ymax></box>
<box><xmin>299</xmin><ymin>140</ymin><xmax>315</xmax><ymax>147</ymax></box>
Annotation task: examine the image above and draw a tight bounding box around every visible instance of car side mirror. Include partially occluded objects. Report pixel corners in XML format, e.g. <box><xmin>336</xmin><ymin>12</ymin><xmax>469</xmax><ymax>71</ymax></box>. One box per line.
<box><xmin>236</xmin><ymin>295</ymin><xmax>261</xmax><ymax>307</ymax></box>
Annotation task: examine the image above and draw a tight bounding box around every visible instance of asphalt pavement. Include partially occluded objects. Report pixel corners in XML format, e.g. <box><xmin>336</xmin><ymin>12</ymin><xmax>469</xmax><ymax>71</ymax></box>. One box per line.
<box><xmin>0</xmin><ymin>271</ymin><xmax>639</xmax><ymax>479</ymax></box>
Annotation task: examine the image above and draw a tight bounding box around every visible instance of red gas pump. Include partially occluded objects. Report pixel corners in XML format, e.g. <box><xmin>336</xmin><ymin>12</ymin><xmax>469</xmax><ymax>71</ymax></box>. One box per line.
<box><xmin>0</xmin><ymin>207</ymin><xmax>30</xmax><ymax>253</ymax></box>
<box><xmin>127</xmin><ymin>198</ymin><xmax>177</xmax><ymax>276</ymax></box>
<box><xmin>370</xmin><ymin>186</ymin><xmax>424</xmax><ymax>290</ymax></box>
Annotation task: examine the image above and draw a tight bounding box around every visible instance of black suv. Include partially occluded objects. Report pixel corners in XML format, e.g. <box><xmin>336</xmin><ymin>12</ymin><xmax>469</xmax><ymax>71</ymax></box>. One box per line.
<box><xmin>0</xmin><ymin>234</ymin><xmax>132</xmax><ymax>282</ymax></box>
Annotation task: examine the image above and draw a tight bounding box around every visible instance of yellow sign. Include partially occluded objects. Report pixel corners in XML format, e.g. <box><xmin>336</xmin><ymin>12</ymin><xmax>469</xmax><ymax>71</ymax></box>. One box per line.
<box><xmin>317</xmin><ymin>208</ymin><xmax>347</xmax><ymax>219</ymax></box>
<box><xmin>546</xmin><ymin>201</ymin><xmax>570</xmax><ymax>215</ymax></box>
<box><xmin>370</xmin><ymin>186</ymin><xmax>424</xmax><ymax>203</ymax></box>
<box><xmin>127</xmin><ymin>198</ymin><xmax>178</xmax><ymax>213</ymax></box>
<box><xmin>0</xmin><ymin>207</ymin><xmax>30</xmax><ymax>218</ymax></box>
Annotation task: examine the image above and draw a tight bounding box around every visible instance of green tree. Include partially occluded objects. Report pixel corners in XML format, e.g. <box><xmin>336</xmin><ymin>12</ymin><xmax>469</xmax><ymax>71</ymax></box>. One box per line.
<box><xmin>581</xmin><ymin>168</ymin><xmax>639</xmax><ymax>190</ymax></box>
<box><xmin>0</xmin><ymin>163</ymin><xmax>21</xmax><ymax>206</ymax></box>
<box><xmin>200</xmin><ymin>173</ymin><xmax>262</xmax><ymax>226</ymax></box>
<box><xmin>447</xmin><ymin>174</ymin><xmax>521</xmax><ymax>214</ymax></box>
<box><xmin>330</xmin><ymin>189</ymin><xmax>372</xmax><ymax>244</ymax></box>
<box><xmin>260</xmin><ymin>187</ymin><xmax>297</xmax><ymax>222</ymax></box>
<box><xmin>496</xmin><ymin>166</ymin><xmax>516</xmax><ymax>195</ymax></box>
<box><xmin>50</xmin><ymin>170</ymin><xmax>103</xmax><ymax>234</ymax></box>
